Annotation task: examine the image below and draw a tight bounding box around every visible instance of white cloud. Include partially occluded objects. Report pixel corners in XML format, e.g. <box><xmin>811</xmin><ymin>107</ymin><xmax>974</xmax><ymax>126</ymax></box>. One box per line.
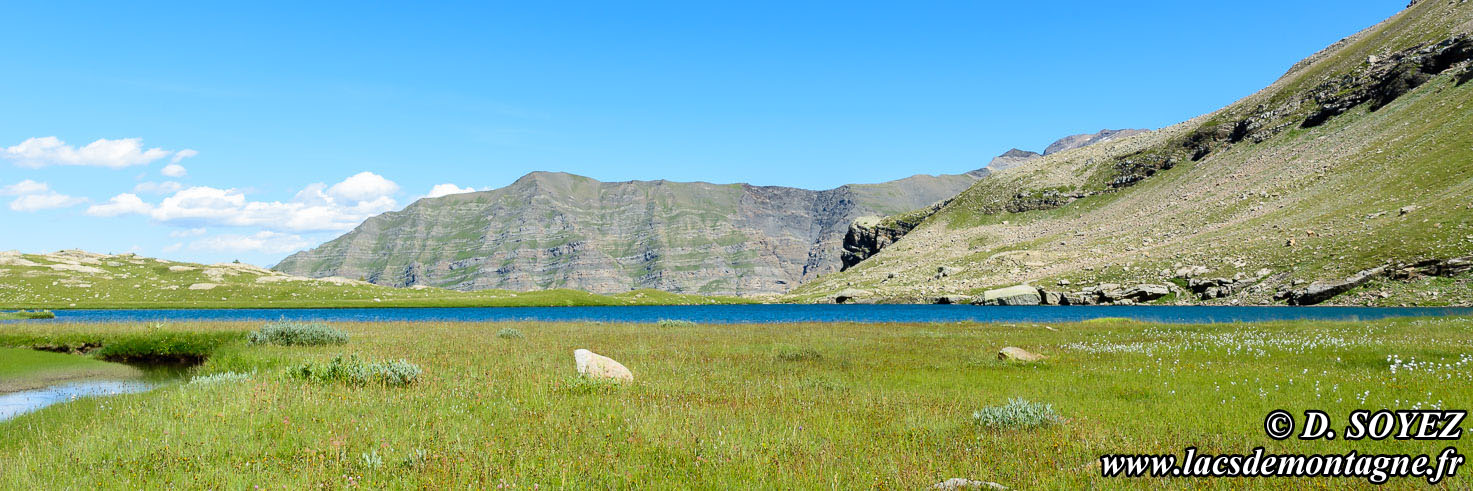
<box><xmin>95</xmin><ymin>172</ymin><xmax>400</xmax><ymax>232</ymax></box>
<box><xmin>190</xmin><ymin>231</ymin><xmax>312</xmax><ymax>254</ymax></box>
<box><xmin>2</xmin><ymin>137</ymin><xmax>189</xmax><ymax>169</ymax></box>
<box><xmin>427</xmin><ymin>183</ymin><xmax>477</xmax><ymax>198</ymax></box>
<box><xmin>10</xmin><ymin>192</ymin><xmax>86</xmax><ymax>211</ymax></box>
<box><xmin>168</xmin><ymin>228</ymin><xmax>207</xmax><ymax>238</ymax></box>
<box><xmin>161</xmin><ymin>163</ymin><xmax>187</xmax><ymax>177</ymax></box>
<box><xmin>1</xmin><ymin>179</ymin><xmax>49</xmax><ymax>196</ymax></box>
<box><xmin>86</xmin><ymin>193</ymin><xmax>154</xmax><ymax>217</ymax></box>
<box><xmin>327</xmin><ymin>171</ymin><xmax>399</xmax><ymax>202</ymax></box>
<box><xmin>3</xmin><ymin>180</ymin><xmax>86</xmax><ymax>212</ymax></box>
<box><xmin>170</xmin><ymin>149</ymin><xmax>198</xmax><ymax>164</ymax></box>
<box><xmin>133</xmin><ymin>181</ymin><xmax>184</xmax><ymax>194</ymax></box>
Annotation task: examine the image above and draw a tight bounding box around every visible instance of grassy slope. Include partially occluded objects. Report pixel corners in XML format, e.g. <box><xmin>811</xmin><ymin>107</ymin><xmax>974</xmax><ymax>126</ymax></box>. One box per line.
<box><xmin>0</xmin><ymin>347</ymin><xmax>140</xmax><ymax>392</ymax></box>
<box><xmin>0</xmin><ymin>250</ymin><xmax>750</xmax><ymax>309</ymax></box>
<box><xmin>791</xmin><ymin>2</ymin><xmax>1473</xmax><ymax>305</ymax></box>
<box><xmin>0</xmin><ymin>317</ymin><xmax>1468</xmax><ymax>487</ymax></box>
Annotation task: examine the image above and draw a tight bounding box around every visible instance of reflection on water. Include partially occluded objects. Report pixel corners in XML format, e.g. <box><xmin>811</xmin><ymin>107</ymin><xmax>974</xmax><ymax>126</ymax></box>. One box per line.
<box><xmin>0</xmin><ymin>379</ymin><xmax>157</xmax><ymax>421</ymax></box>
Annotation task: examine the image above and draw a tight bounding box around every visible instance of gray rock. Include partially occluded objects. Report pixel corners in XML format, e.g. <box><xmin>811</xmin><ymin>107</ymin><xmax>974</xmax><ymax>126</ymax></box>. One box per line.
<box><xmin>1061</xmin><ymin>292</ymin><xmax>1097</xmax><ymax>305</ymax></box>
<box><xmin>1122</xmin><ymin>284</ymin><xmax>1171</xmax><ymax>302</ymax></box>
<box><xmin>980</xmin><ymin>285</ymin><xmax>1042</xmax><ymax>306</ymax></box>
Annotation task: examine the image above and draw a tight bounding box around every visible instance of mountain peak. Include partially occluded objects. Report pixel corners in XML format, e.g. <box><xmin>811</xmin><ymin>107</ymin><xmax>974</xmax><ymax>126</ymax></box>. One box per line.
<box><xmin>986</xmin><ymin>149</ymin><xmax>1043</xmax><ymax>171</ymax></box>
<box><xmin>1042</xmin><ymin>129</ymin><xmax>1149</xmax><ymax>156</ymax></box>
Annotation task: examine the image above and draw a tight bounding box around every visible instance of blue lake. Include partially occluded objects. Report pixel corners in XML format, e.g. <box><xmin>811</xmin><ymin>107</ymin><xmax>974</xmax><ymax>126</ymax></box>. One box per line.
<box><xmin>22</xmin><ymin>304</ymin><xmax>1473</xmax><ymax>324</ymax></box>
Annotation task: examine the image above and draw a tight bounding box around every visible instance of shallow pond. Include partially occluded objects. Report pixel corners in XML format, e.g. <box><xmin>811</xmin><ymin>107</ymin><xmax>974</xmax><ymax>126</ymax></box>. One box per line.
<box><xmin>0</xmin><ymin>362</ymin><xmax>191</xmax><ymax>422</ymax></box>
<box><xmin>20</xmin><ymin>304</ymin><xmax>1473</xmax><ymax>324</ymax></box>
<box><xmin>0</xmin><ymin>379</ymin><xmax>157</xmax><ymax>421</ymax></box>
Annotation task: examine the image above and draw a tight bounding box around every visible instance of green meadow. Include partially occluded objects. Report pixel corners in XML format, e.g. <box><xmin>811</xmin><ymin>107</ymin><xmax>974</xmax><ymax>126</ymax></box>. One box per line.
<box><xmin>0</xmin><ymin>317</ymin><xmax>1469</xmax><ymax>488</ymax></box>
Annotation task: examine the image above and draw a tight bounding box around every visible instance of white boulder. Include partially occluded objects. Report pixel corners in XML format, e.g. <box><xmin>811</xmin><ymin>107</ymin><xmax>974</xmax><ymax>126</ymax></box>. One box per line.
<box><xmin>574</xmin><ymin>349</ymin><xmax>634</xmax><ymax>382</ymax></box>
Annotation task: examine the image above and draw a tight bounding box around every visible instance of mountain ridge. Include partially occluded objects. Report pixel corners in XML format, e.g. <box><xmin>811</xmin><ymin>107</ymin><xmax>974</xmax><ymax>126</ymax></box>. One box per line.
<box><xmin>274</xmin><ymin>168</ymin><xmax>987</xmax><ymax>296</ymax></box>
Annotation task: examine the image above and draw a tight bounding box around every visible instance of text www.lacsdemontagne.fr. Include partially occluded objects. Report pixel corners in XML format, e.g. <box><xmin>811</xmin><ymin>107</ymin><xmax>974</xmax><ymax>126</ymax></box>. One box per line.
<box><xmin>1100</xmin><ymin>446</ymin><xmax>1464</xmax><ymax>484</ymax></box>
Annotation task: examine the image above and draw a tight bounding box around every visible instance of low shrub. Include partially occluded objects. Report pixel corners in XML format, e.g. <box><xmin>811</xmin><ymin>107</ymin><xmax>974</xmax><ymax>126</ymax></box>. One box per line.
<box><xmin>496</xmin><ymin>328</ymin><xmax>524</xmax><ymax>339</ymax></box>
<box><xmin>773</xmin><ymin>344</ymin><xmax>822</xmax><ymax>362</ymax></box>
<box><xmin>248</xmin><ymin>322</ymin><xmax>348</xmax><ymax>346</ymax></box>
<box><xmin>972</xmin><ymin>398</ymin><xmax>1063</xmax><ymax>430</ymax></box>
<box><xmin>656</xmin><ymin>319</ymin><xmax>697</xmax><ymax>328</ymax></box>
<box><xmin>288</xmin><ymin>354</ymin><xmax>420</xmax><ymax>386</ymax></box>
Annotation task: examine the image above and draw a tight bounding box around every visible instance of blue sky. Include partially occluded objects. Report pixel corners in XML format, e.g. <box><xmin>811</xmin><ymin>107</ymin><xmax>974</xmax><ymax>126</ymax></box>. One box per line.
<box><xmin>1</xmin><ymin>1</ymin><xmax>1405</xmax><ymax>266</ymax></box>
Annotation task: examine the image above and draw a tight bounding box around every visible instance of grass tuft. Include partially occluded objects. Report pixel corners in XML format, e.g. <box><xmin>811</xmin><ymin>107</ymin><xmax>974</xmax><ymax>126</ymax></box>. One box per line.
<box><xmin>656</xmin><ymin>319</ymin><xmax>698</xmax><ymax>328</ymax></box>
<box><xmin>496</xmin><ymin>327</ymin><xmax>524</xmax><ymax>339</ymax></box>
<box><xmin>288</xmin><ymin>354</ymin><xmax>421</xmax><ymax>386</ymax></box>
<box><xmin>972</xmin><ymin>398</ymin><xmax>1063</xmax><ymax>430</ymax></box>
<box><xmin>772</xmin><ymin>344</ymin><xmax>822</xmax><ymax>362</ymax></box>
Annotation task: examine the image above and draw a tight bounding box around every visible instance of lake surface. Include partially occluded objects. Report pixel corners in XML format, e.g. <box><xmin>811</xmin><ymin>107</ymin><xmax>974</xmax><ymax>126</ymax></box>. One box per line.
<box><xmin>0</xmin><ymin>379</ymin><xmax>157</xmax><ymax>421</ymax></box>
<box><xmin>24</xmin><ymin>304</ymin><xmax>1473</xmax><ymax>324</ymax></box>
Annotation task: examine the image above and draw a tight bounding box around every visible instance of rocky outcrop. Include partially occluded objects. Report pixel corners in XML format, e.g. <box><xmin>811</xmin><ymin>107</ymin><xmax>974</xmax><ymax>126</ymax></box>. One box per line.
<box><xmin>1036</xmin><ymin>283</ymin><xmax>1174</xmax><ymax>305</ymax></box>
<box><xmin>839</xmin><ymin>203</ymin><xmax>945</xmax><ymax>270</ymax></box>
<box><xmin>1283</xmin><ymin>267</ymin><xmax>1388</xmax><ymax>306</ymax></box>
<box><xmin>1303</xmin><ymin>36</ymin><xmax>1473</xmax><ymax>128</ymax></box>
<box><xmin>276</xmin><ymin>171</ymin><xmax>982</xmax><ymax>296</ymax></box>
<box><xmin>1280</xmin><ymin>256</ymin><xmax>1473</xmax><ymax>305</ymax></box>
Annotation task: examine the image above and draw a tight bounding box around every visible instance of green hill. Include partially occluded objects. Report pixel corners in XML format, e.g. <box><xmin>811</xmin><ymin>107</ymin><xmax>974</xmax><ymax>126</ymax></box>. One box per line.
<box><xmin>793</xmin><ymin>2</ymin><xmax>1473</xmax><ymax>307</ymax></box>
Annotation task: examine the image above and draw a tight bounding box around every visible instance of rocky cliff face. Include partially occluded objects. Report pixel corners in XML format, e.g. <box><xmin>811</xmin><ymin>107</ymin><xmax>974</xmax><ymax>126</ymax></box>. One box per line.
<box><xmin>273</xmin><ymin>170</ymin><xmax>982</xmax><ymax>296</ymax></box>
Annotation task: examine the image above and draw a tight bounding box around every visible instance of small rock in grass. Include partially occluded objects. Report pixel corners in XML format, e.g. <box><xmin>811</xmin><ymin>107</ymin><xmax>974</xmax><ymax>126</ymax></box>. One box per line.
<box><xmin>934</xmin><ymin>478</ymin><xmax>1008</xmax><ymax>490</ymax></box>
<box><xmin>997</xmin><ymin>346</ymin><xmax>1045</xmax><ymax>362</ymax></box>
<box><xmin>574</xmin><ymin>349</ymin><xmax>634</xmax><ymax>382</ymax></box>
